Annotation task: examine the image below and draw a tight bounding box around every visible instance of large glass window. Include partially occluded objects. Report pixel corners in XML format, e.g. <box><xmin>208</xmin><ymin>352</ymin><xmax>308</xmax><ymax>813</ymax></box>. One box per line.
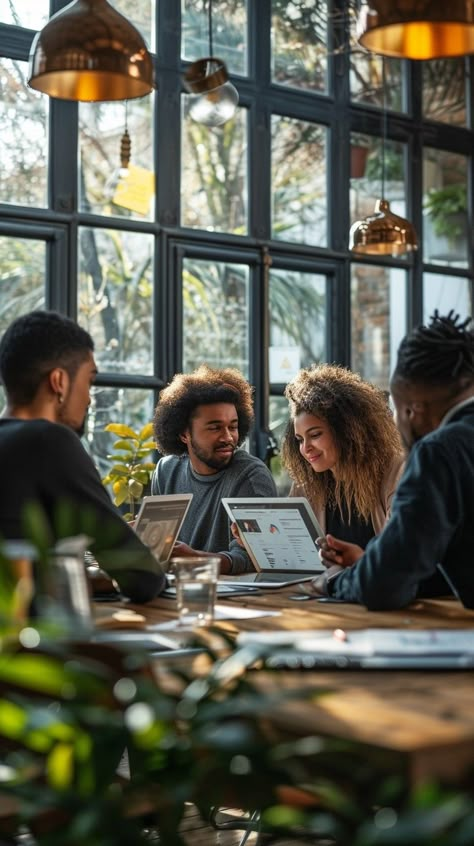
<box><xmin>181</xmin><ymin>104</ymin><xmax>247</xmax><ymax>234</ymax></box>
<box><xmin>182</xmin><ymin>257</ymin><xmax>249</xmax><ymax>374</ymax></box>
<box><xmin>272</xmin><ymin>116</ymin><xmax>327</xmax><ymax>246</ymax></box>
<box><xmin>182</xmin><ymin>0</ymin><xmax>248</xmax><ymax>75</ymax></box>
<box><xmin>2</xmin><ymin>1</ymin><xmax>49</xmax><ymax>28</ymax></box>
<box><xmin>271</xmin><ymin>0</ymin><xmax>327</xmax><ymax>93</ymax></box>
<box><xmin>423</xmin><ymin>59</ymin><xmax>467</xmax><ymax>127</ymax></box>
<box><xmin>0</xmin><ymin>235</ymin><xmax>45</xmax><ymax>334</ymax></box>
<box><xmin>423</xmin><ymin>273</ymin><xmax>472</xmax><ymax>323</ymax></box>
<box><xmin>87</xmin><ymin>386</ymin><xmax>155</xmax><ymax>479</ymax></box>
<box><xmin>350</xmin><ymin>47</ymin><xmax>404</xmax><ymax>112</ymax></box>
<box><xmin>79</xmin><ymin>99</ymin><xmax>154</xmax><ymax>220</ymax></box>
<box><xmin>78</xmin><ymin>228</ymin><xmax>154</xmax><ymax>375</ymax></box>
<box><xmin>269</xmin><ymin>268</ymin><xmax>326</xmax><ymax>383</ymax></box>
<box><xmin>0</xmin><ymin>59</ymin><xmax>48</xmax><ymax>208</ymax></box>
<box><xmin>423</xmin><ymin>148</ymin><xmax>469</xmax><ymax>269</ymax></box>
<box><xmin>351</xmin><ymin>265</ymin><xmax>407</xmax><ymax>389</ymax></box>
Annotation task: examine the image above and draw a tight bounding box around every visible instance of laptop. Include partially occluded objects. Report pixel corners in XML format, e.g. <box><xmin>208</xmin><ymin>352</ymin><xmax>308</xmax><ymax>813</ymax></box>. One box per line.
<box><xmin>220</xmin><ymin>497</ymin><xmax>325</xmax><ymax>587</ymax></box>
<box><xmin>134</xmin><ymin>493</ymin><xmax>192</xmax><ymax>569</ymax></box>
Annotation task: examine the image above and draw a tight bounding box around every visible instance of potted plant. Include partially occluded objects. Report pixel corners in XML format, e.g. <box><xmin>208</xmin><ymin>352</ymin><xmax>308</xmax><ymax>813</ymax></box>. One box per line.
<box><xmin>101</xmin><ymin>422</ymin><xmax>157</xmax><ymax>521</ymax></box>
<box><xmin>424</xmin><ymin>183</ymin><xmax>468</xmax><ymax>244</ymax></box>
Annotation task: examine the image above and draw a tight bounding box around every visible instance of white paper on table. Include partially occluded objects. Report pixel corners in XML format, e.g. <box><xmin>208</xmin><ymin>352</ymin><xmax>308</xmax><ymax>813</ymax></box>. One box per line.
<box><xmin>147</xmin><ymin>606</ymin><xmax>280</xmax><ymax>631</ymax></box>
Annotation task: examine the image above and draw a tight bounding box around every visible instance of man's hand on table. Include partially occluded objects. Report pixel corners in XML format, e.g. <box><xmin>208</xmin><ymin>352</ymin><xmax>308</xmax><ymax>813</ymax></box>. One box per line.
<box><xmin>171</xmin><ymin>541</ymin><xmax>232</xmax><ymax>575</ymax></box>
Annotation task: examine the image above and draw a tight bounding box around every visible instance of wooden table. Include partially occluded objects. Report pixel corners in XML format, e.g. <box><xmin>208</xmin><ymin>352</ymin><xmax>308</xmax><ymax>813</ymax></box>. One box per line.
<box><xmin>97</xmin><ymin>588</ymin><xmax>474</xmax><ymax>787</ymax></box>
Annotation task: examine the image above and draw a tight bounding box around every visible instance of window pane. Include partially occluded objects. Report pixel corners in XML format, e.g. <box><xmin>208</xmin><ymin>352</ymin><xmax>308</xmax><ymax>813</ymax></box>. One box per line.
<box><xmin>350</xmin><ymin>133</ymin><xmax>407</xmax><ymax>229</ymax></box>
<box><xmin>271</xmin><ymin>0</ymin><xmax>327</xmax><ymax>93</ymax></box>
<box><xmin>0</xmin><ymin>59</ymin><xmax>48</xmax><ymax>208</ymax></box>
<box><xmin>0</xmin><ymin>235</ymin><xmax>45</xmax><ymax>334</ymax></box>
<box><xmin>78</xmin><ymin>228</ymin><xmax>154</xmax><ymax>375</ymax></box>
<box><xmin>268</xmin><ymin>395</ymin><xmax>291</xmax><ymax>495</ymax></box>
<box><xmin>3</xmin><ymin>1</ymin><xmax>49</xmax><ymax>28</ymax></box>
<box><xmin>182</xmin><ymin>257</ymin><xmax>249</xmax><ymax>374</ymax></box>
<box><xmin>86</xmin><ymin>386</ymin><xmax>155</xmax><ymax>480</ymax></box>
<box><xmin>182</xmin><ymin>0</ymin><xmax>247</xmax><ymax>75</ymax></box>
<box><xmin>269</xmin><ymin>268</ymin><xmax>326</xmax><ymax>383</ymax></box>
<box><xmin>79</xmin><ymin>98</ymin><xmax>154</xmax><ymax>221</ymax></box>
<box><xmin>423</xmin><ymin>59</ymin><xmax>466</xmax><ymax>127</ymax></box>
<box><xmin>181</xmin><ymin>103</ymin><xmax>247</xmax><ymax>234</ymax></box>
<box><xmin>350</xmin><ymin>44</ymin><xmax>404</xmax><ymax>111</ymax></box>
<box><xmin>111</xmin><ymin>0</ymin><xmax>155</xmax><ymax>52</ymax></box>
<box><xmin>423</xmin><ymin>149</ymin><xmax>468</xmax><ymax>268</ymax></box>
<box><xmin>351</xmin><ymin>265</ymin><xmax>407</xmax><ymax>389</ymax></box>
<box><xmin>423</xmin><ymin>273</ymin><xmax>472</xmax><ymax>324</ymax></box>
<box><xmin>272</xmin><ymin>116</ymin><xmax>327</xmax><ymax>246</ymax></box>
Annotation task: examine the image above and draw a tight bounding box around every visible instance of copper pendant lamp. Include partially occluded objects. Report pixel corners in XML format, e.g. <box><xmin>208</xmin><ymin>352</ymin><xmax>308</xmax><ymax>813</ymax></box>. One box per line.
<box><xmin>183</xmin><ymin>0</ymin><xmax>239</xmax><ymax>127</ymax></box>
<box><xmin>28</xmin><ymin>0</ymin><xmax>153</xmax><ymax>101</ymax></box>
<box><xmin>349</xmin><ymin>59</ymin><xmax>418</xmax><ymax>256</ymax></box>
<box><xmin>357</xmin><ymin>0</ymin><xmax>474</xmax><ymax>60</ymax></box>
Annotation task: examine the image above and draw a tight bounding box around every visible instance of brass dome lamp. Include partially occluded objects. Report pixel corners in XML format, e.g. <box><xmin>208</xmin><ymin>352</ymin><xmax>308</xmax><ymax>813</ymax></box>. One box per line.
<box><xmin>349</xmin><ymin>59</ymin><xmax>418</xmax><ymax>256</ymax></box>
<box><xmin>28</xmin><ymin>0</ymin><xmax>153</xmax><ymax>101</ymax></box>
<box><xmin>183</xmin><ymin>0</ymin><xmax>239</xmax><ymax>127</ymax></box>
<box><xmin>357</xmin><ymin>0</ymin><xmax>474</xmax><ymax>60</ymax></box>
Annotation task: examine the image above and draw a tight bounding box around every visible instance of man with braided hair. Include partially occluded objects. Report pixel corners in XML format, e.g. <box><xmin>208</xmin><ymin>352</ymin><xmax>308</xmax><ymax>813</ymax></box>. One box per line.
<box><xmin>311</xmin><ymin>311</ymin><xmax>474</xmax><ymax>609</ymax></box>
<box><xmin>151</xmin><ymin>365</ymin><xmax>277</xmax><ymax>575</ymax></box>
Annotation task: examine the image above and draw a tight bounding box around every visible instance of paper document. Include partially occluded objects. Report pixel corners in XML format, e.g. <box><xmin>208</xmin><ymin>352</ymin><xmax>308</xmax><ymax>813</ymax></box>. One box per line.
<box><xmin>238</xmin><ymin>628</ymin><xmax>474</xmax><ymax>657</ymax></box>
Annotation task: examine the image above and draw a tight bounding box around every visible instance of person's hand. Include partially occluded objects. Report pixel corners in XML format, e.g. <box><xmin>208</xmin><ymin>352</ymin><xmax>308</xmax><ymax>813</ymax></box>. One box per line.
<box><xmin>171</xmin><ymin>541</ymin><xmax>197</xmax><ymax>558</ymax></box>
<box><xmin>300</xmin><ymin>564</ymin><xmax>344</xmax><ymax>596</ymax></box>
<box><xmin>316</xmin><ymin>534</ymin><xmax>364</xmax><ymax>568</ymax></box>
<box><xmin>230</xmin><ymin>521</ymin><xmax>245</xmax><ymax>547</ymax></box>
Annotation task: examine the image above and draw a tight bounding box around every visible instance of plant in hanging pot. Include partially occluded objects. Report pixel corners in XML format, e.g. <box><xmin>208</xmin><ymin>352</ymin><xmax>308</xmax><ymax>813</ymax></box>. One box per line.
<box><xmin>101</xmin><ymin>422</ymin><xmax>157</xmax><ymax>521</ymax></box>
<box><xmin>350</xmin><ymin>135</ymin><xmax>370</xmax><ymax>179</ymax></box>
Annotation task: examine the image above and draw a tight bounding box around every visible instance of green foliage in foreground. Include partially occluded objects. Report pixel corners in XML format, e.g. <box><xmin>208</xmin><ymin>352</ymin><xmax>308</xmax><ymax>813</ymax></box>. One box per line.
<box><xmin>1</xmin><ymin>556</ymin><xmax>474</xmax><ymax>846</ymax></box>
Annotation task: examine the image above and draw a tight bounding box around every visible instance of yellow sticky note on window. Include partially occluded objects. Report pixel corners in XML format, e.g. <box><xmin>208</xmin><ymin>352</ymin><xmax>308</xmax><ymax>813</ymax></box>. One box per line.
<box><xmin>113</xmin><ymin>164</ymin><xmax>155</xmax><ymax>216</ymax></box>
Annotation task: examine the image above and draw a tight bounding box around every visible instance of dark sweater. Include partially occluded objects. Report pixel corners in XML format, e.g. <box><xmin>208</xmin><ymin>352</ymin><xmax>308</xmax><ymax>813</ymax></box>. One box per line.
<box><xmin>329</xmin><ymin>402</ymin><xmax>474</xmax><ymax>610</ymax></box>
<box><xmin>0</xmin><ymin>418</ymin><xmax>166</xmax><ymax>603</ymax></box>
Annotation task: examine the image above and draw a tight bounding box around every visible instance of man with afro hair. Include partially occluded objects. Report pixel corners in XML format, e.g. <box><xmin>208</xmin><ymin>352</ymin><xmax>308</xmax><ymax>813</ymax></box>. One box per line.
<box><xmin>151</xmin><ymin>365</ymin><xmax>277</xmax><ymax>575</ymax></box>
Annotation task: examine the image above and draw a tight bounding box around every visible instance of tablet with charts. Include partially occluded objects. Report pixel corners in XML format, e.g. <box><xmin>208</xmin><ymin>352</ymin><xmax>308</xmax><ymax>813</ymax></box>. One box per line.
<box><xmin>134</xmin><ymin>494</ymin><xmax>192</xmax><ymax>568</ymax></box>
<box><xmin>221</xmin><ymin>497</ymin><xmax>325</xmax><ymax>586</ymax></box>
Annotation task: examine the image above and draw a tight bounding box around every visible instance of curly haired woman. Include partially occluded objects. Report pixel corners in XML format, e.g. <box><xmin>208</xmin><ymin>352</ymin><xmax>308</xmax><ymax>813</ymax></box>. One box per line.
<box><xmin>282</xmin><ymin>364</ymin><xmax>405</xmax><ymax>547</ymax></box>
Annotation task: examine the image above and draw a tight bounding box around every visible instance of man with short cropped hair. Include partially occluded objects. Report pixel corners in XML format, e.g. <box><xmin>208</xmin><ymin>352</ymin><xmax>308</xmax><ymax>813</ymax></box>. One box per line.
<box><xmin>0</xmin><ymin>310</ymin><xmax>166</xmax><ymax>603</ymax></box>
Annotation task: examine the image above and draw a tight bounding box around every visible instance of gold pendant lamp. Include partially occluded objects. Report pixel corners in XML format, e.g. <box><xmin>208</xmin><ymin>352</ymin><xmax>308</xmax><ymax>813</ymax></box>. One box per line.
<box><xmin>357</xmin><ymin>0</ymin><xmax>474</xmax><ymax>60</ymax></box>
<box><xmin>28</xmin><ymin>0</ymin><xmax>153</xmax><ymax>101</ymax></box>
<box><xmin>349</xmin><ymin>58</ymin><xmax>418</xmax><ymax>256</ymax></box>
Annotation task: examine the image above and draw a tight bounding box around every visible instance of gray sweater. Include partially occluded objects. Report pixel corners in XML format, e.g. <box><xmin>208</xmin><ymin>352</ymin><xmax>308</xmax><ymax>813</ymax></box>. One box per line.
<box><xmin>151</xmin><ymin>449</ymin><xmax>277</xmax><ymax>574</ymax></box>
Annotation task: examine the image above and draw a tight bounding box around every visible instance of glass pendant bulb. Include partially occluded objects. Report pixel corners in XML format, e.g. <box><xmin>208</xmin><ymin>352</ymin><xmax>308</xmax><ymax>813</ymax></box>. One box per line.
<box><xmin>184</xmin><ymin>57</ymin><xmax>238</xmax><ymax>127</ymax></box>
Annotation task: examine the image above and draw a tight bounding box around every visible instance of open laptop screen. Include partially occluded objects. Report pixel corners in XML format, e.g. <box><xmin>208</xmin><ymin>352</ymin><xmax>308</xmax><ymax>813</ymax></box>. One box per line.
<box><xmin>222</xmin><ymin>497</ymin><xmax>323</xmax><ymax>573</ymax></box>
<box><xmin>134</xmin><ymin>494</ymin><xmax>192</xmax><ymax>567</ymax></box>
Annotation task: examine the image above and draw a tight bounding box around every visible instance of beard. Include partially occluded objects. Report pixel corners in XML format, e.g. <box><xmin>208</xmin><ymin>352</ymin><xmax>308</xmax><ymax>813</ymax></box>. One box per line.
<box><xmin>189</xmin><ymin>436</ymin><xmax>236</xmax><ymax>471</ymax></box>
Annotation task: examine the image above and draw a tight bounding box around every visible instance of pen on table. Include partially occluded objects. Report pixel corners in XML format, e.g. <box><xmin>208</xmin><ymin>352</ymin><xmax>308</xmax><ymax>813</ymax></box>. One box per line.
<box><xmin>333</xmin><ymin>628</ymin><xmax>348</xmax><ymax>642</ymax></box>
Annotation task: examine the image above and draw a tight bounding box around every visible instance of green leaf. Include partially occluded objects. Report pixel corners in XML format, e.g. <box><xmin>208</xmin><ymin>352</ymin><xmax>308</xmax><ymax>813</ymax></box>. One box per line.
<box><xmin>112</xmin><ymin>439</ymin><xmax>135</xmax><ymax>452</ymax></box>
<box><xmin>128</xmin><ymin>479</ymin><xmax>143</xmax><ymax>499</ymax></box>
<box><xmin>113</xmin><ymin>488</ymin><xmax>129</xmax><ymax>507</ymax></box>
<box><xmin>104</xmin><ymin>423</ymin><xmax>137</xmax><ymax>439</ymax></box>
<box><xmin>139</xmin><ymin>422</ymin><xmax>154</xmax><ymax>441</ymax></box>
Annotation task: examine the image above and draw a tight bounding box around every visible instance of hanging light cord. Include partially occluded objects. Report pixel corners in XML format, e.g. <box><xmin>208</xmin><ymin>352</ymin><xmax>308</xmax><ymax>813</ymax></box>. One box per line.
<box><xmin>208</xmin><ymin>0</ymin><xmax>214</xmax><ymax>57</ymax></box>
<box><xmin>381</xmin><ymin>57</ymin><xmax>387</xmax><ymax>201</ymax></box>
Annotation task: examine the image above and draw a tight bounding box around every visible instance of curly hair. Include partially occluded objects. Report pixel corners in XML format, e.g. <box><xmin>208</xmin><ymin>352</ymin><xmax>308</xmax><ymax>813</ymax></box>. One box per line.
<box><xmin>154</xmin><ymin>364</ymin><xmax>254</xmax><ymax>455</ymax></box>
<box><xmin>282</xmin><ymin>364</ymin><xmax>403</xmax><ymax>522</ymax></box>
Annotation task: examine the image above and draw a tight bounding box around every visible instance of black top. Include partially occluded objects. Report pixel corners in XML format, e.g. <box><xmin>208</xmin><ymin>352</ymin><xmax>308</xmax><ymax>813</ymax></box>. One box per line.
<box><xmin>329</xmin><ymin>402</ymin><xmax>474</xmax><ymax>610</ymax></box>
<box><xmin>326</xmin><ymin>500</ymin><xmax>375</xmax><ymax>549</ymax></box>
<box><xmin>0</xmin><ymin>418</ymin><xmax>166</xmax><ymax>603</ymax></box>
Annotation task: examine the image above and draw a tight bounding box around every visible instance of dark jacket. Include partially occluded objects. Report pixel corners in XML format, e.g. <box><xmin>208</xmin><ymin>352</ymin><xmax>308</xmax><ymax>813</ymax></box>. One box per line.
<box><xmin>0</xmin><ymin>418</ymin><xmax>166</xmax><ymax>603</ymax></box>
<box><xmin>329</xmin><ymin>401</ymin><xmax>474</xmax><ymax>609</ymax></box>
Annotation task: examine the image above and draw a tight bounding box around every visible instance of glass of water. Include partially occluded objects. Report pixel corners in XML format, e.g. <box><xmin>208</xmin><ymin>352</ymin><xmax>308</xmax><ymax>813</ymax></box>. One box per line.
<box><xmin>172</xmin><ymin>556</ymin><xmax>220</xmax><ymax>627</ymax></box>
